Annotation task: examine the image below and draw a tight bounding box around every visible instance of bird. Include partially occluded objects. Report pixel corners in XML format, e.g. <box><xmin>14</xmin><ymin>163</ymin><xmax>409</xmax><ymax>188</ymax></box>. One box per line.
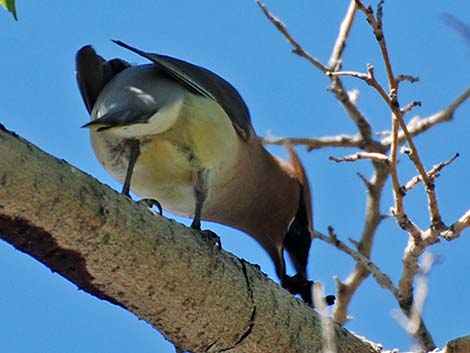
<box><xmin>76</xmin><ymin>40</ymin><xmax>329</xmax><ymax>306</ymax></box>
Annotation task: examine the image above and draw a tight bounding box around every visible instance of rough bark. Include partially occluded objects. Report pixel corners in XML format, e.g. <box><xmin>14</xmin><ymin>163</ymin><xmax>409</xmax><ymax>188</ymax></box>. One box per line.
<box><xmin>444</xmin><ymin>336</ymin><xmax>470</xmax><ymax>353</ymax></box>
<box><xmin>0</xmin><ymin>124</ymin><xmax>379</xmax><ymax>353</ymax></box>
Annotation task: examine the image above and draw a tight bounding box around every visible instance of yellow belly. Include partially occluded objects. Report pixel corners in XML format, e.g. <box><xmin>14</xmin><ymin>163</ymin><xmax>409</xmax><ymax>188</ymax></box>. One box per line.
<box><xmin>90</xmin><ymin>93</ymin><xmax>241</xmax><ymax>217</ymax></box>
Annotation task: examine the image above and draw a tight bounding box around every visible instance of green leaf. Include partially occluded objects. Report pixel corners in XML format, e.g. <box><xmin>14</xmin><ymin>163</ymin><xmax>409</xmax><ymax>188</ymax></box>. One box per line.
<box><xmin>0</xmin><ymin>0</ymin><xmax>18</xmax><ymax>20</ymax></box>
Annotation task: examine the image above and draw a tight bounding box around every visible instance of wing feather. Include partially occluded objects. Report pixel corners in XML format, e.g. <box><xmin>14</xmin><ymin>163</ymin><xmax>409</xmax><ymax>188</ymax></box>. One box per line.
<box><xmin>112</xmin><ymin>40</ymin><xmax>253</xmax><ymax>141</ymax></box>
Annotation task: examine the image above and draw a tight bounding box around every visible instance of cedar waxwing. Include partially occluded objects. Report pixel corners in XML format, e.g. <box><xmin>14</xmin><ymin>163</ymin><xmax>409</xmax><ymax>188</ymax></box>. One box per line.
<box><xmin>76</xmin><ymin>41</ymin><xmax>329</xmax><ymax>306</ymax></box>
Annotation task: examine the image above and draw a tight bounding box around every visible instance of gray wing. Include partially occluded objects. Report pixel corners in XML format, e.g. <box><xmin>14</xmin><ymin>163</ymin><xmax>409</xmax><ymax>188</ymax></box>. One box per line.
<box><xmin>76</xmin><ymin>45</ymin><xmax>131</xmax><ymax>114</ymax></box>
<box><xmin>112</xmin><ymin>40</ymin><xmax>253</xmax><ymax>141</ymax></box>
<box><xmin>81</xmin><ymin>109</ymin><xmax>156</xmax><ymax>131</ymax></box>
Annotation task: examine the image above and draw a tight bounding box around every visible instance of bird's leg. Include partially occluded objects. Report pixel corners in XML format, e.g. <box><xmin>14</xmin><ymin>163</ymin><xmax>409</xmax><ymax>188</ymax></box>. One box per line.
<box><xmin>190</xmin><ymin>168</ymin><xmax>211</xmax><ymax>230</ymax></box>
<box><xmin>122</xmin><ymin>139</ymin><xmax>163</xmax><ymax>215</ymax></box>
<box><xmin>191</xmin><ymin>168</ymin><xmax>222</xmax><ymax>249</ymax></box>
<box><xmin>121</xmin><ymin>139</ymin><xmax>140</xmax><ymax>197</ymax></box>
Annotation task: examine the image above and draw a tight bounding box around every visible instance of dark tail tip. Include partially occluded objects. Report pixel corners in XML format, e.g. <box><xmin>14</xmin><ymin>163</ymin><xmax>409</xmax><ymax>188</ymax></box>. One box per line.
<box><xmin>324</xmin><ymin>295</ymin><xmax>336</xmax><ymax>306</ymax></box>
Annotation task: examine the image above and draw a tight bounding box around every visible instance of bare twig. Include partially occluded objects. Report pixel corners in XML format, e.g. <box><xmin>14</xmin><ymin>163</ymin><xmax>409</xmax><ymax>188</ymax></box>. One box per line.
<box><xmin>354</xmin><ymin>3</ymin><xmax>442</xmax><ymax>349</ymax></box>
<box><xmin>398</xmin><ymin>115</ymin><xmax>444</xmax><ymax>230</ymax></box>
<box><xmin>329</xmin><ymin>152</ymin><xmax>389</xmax><ymax>164</ymax></box>
<box><xmin>389</xmin><ymin>103</ymin><xmax>421</xmax><ymax>237</ymax></box>
<box><xmin>401</xmin><ymin>101</ymin><xmax>422</xmax><ymax>115</ymax></box>
<box><xmin>381</xmin><ymin>88</ymin><xmax>470</xmax><ymax>146</ymax></box>
<box><xmin>402</xmin><ymin>153</ymin><xmax>460</xmax><ymax>192</ymax></box>
<box><xmin>441</xmin><ymin>209</ymin><xmax>470</xmax><ymax>241</ymax></box>
<box><xmin>355</xmin><ymin>0</ymin><xmax>396</xmax><ymax>93</ymax></box>
<box><xmin>328</xmin><ymin>78</ymin><xmax>376</xmax><ymax>146</ymax></box>
<box><xmin>380</xmin><ymin>89</ymin><xmax>470</xmax><ymax>146</ymax></box>
<box><xmin>258</xmin><ymin>1</ymin><xmax>468</xmax><ymax>350</ymax></box>
<box><xmin>396</xmin><ymin>74</ymin><xmax>420</xmax><ymax>84</ymax></box>
<box><xmin>256</xmin><ymin>0</ymin><xmax>328</xmax><ymax>73</ymax></box>
<box><xmin>258</xmin><ymin>0</ymin><xmax>377</xmax><ymax>147</ymax></box>
<box><xmin>327</xmin><ymin>65</ymin><xmax>391</xmax><ymax>104</ymax></box>
<box><xmin>356</xmin><ymin>0</ymin><xmax>444</xmax><ymax>236</ymax></box>
<box><xmin>260</xmin><ymin>134</ymin><xmax>364</xmax><ymax>150</ymax></box>
<box><xmin>315</xmin><ymin>228</ymin><xmax>399</xmax><ymax>298</ymax></box>
<box><xmin>328</xmin><ymin>0</ymin><xmax>358</xmax><ymax>69</ymax></box>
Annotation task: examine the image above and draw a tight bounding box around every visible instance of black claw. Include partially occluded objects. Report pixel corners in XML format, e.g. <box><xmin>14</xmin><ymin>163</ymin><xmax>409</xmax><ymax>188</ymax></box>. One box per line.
<box><xmin>324</xmin><ymin>295</ymin><xmax>336</xmax><ymax>306</ymax></box>
<box><xmin>138</xmin><ymin>198</ymin><xmax>163</xmax><ymax>215</ymax></box>
<box><xmin>200</xmin><ymin>229</ymin><xmax>222</xmax><ymax>249</ymax></box>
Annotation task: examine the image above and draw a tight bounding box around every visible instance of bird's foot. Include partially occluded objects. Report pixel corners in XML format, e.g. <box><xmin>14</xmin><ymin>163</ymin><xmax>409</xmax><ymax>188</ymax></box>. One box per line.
<box><xmin>200</xmin><ymin>229</ymin><xmax>222</xmax><ymax>250</ymax></box>
<box><xmin>283</xmin><ymin>275</ymin><xmax>336</xmax><ymax>307</ymax></box>
<box><xmin>137</xmin><ymin>198</ymin><xmax>163</xmax><ymax>215</ymax></box>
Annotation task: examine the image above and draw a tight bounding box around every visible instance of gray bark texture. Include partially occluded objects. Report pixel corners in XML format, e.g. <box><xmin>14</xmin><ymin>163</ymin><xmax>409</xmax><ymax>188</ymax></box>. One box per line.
<box><xmin>0</xmin><ymin>124</ymin><xmax>380</xmax><ymax>353</ymax></box>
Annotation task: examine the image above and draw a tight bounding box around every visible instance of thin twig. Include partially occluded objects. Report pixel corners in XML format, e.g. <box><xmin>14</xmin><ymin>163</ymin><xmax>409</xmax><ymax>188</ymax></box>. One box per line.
<box><xmin>398</xmin><ymin>114</ymin><xmax>443</xmax><ymax>230</ymax></box>
<box><xmin>401</xmin><ymin>101</ymin><xmax>422</xmax><ymax>115</ymax></box>
<box><xmin>329</xmin><ymin>152</ymin><xmax>389</xmax><ymax>164</ymax></box>
<box><xmin>402</xmin><ymin>153</ymin><xmax>459</xmax><ymax>192</ymax></box>
<box><xmin>395</xmin><ymin>74</ymin><xmax>420</xmax><ymax>84</ymax></box>
<box><xmin>354</xmin><ymin>4</ymin><xmax>438</xmax><ymax>347</ymax></box>
<box><xmin>355</xmin><ymin>0</ymin><xmax>396</xmax><ymax>93</ymax></box>
<box><xmin>328</xmin><ymin>78</ymin><xmax>376</xmax><ymax>146</ymax></box>
<box><xmin>381</xmin><ymin>88</ymin><xmax>470</xmax><ymax>146</ymax></box>
<box><xmin>389</xmin><ymin>103</ymin><xmax>420</xmax><ymax>236</ymax></box>
<box><xmin>257</xmin><ymin>0</ymin><xmax>377</xmax><ymax>147</ymax></box>
<box><xmin>316</xmin><ymin>229</ymin><xmax>399</xmax><ymax>298</ymax></box>
<box><xmin>328</xmin><ymin>0</ymin><xmax>358</xmax><ymax>69</ymax></box>
<box><xmin>358</xmin><ymin>0</ymin><xmax>444</xmax><ymax>232</ymax></box>
<box><xmin>441</xmin><ymin>209</ymin><xmax>470</xmax><ymax>241</ymax></box>
<box><xmin>260</xmin><ymin>134</ymin><xmax>364</xmax><ymax>150</ymax></box>
<box><xmin>327</xmin><ymin>65</ymin><xmax>391</xmax><ymax>104</ymax></box>
<box><xmin>256</xmin><ymin>0</ymin><xmax>328</xmax><ymax>73</ymax></box>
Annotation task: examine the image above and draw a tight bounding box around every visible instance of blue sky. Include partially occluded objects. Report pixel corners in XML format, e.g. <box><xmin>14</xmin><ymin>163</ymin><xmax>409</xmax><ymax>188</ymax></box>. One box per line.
<box><xmin>1</xmin><ymin>1</ymin><xmax>469</xmax><ymax>352</ymax></box>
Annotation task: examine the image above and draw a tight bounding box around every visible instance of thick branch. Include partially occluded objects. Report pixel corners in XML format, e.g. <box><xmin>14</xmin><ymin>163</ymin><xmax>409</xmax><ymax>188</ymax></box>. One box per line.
<box><xmin>0</xmin><ymin>126</ymin><xmax>381</xmax><ymax>353</ymax></box>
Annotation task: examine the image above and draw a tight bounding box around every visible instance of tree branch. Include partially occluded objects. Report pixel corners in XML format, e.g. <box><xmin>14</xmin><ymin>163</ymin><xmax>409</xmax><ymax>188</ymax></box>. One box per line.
<box><xmin>0</xmin><ymin>126</ymin><xmax>382</xmax><ymax>353</ymax></box>
<box><xmin>256</xmin><ymin>0</ymin><xmax>328</xmax><ymax>73</ymax></box>
<box><xmin>328</xmin><ymin>0</ymin><xmax>358</xmax><ymax>69</ymax></box>
<box><xmin>381</xmin><ymin>88</ymin><xmax>470</xmax><ymax>146</ymax></box>
<box><xmin>315</xmin><ymin>228</ymin><xmax>399</xmax><ymax>299</ymax></box>
<box><xmin>261</xmin><ymin>134</ymin><xmax>364</xmax><ymax>151</ymax></box>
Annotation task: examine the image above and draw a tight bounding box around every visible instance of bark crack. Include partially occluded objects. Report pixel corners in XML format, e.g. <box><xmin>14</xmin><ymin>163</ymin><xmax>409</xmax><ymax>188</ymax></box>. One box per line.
<box><xmin>219</xmin><ymin>259</ymin><xmax>256</xmax><ymax>352</ymax></box>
